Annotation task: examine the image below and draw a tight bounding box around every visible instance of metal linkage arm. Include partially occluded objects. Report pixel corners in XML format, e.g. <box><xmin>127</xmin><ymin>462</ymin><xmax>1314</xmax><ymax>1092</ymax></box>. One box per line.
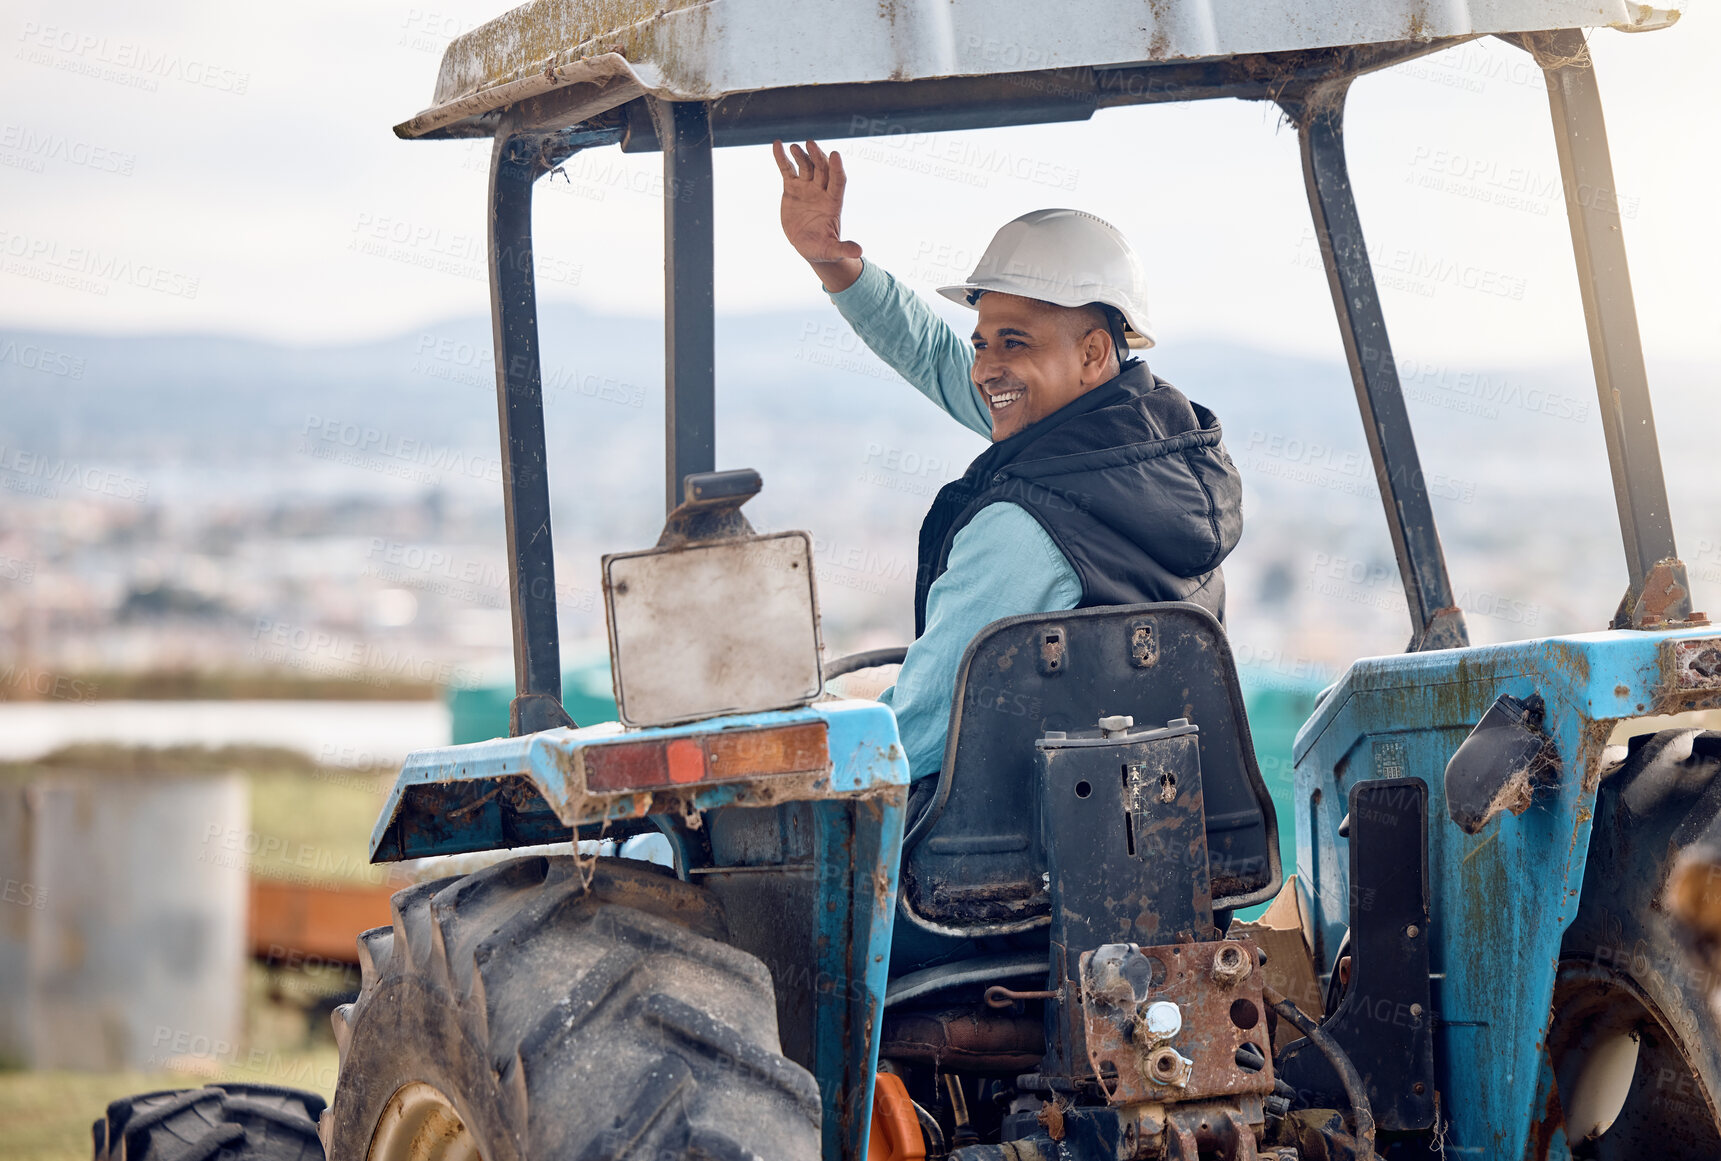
<box><xmin>1280</xmin><ymin>83</ymin><xmax>1469</xmax><ymax>652</ymax></box>
<box><xmin>1514</xmin><ymin>30</ymin><xmax>1694</xmax><ymax>629</ymax></box>
<box><xmin>488</xmin><ymin>128</ymin><xmax>576</xmax><ymax>735</ymax></box>
<box><xmin>659</xmin><ymin>100</ymin><xmax>717</xmax><ymax>515</ymax></box>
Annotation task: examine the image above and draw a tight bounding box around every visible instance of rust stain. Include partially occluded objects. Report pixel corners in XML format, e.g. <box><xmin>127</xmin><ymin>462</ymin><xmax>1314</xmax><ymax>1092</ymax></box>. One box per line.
<box><xmin>1528</xmin><ymin>1076</ymin><xmax>1562</xmax><ymax>1159</ymax></box>
<box><xmin>1578</xmin><ymin>717</ymin><xmax>1618</xmax><ymax>793</ymax></box>
<box><xmin>872</xmin><ymin>865</ymin><xmax>893</xmax><ymax>911</ymax></box>
<box><xmin>1543</xmin><ymin>641</ymin><xmax>1591</xmax><ymax>686</ymax></box>
<box><xmin>1145</xmin><ymin>0</ymin><xmax>1172</xmax><ymax>58</ymax></box>
<box><xmin>1037</xmin><ymin>1099</ymin><xmax>1067</xmax><ymax>1141</ymax></box>
<box><xmin>1632</xmin><ymin>559</ymin><xmax>1693</xmax><ymax>626</ymax></box>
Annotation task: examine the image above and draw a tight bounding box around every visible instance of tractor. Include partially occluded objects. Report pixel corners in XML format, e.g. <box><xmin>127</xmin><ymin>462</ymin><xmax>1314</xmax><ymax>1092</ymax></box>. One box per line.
<box><xmin>93</xmin><ymin>2</ymin><xmax>1721</xmax><ymax>1159</ymax></box>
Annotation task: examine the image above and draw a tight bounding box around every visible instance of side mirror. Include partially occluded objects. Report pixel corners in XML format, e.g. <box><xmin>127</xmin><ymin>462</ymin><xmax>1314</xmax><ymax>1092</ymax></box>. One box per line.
<box><xmin>1443</xmin><ymin>693</ymin><xmax>1560</xmax><ymax>835</ymax></box>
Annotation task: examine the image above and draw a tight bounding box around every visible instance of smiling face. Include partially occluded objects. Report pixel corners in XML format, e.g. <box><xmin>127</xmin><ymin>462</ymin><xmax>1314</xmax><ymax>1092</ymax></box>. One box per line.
<box><xmin>971</xmin><ymin>292</ymin><xmax>1120</xmax><ymax>441</ymax></box>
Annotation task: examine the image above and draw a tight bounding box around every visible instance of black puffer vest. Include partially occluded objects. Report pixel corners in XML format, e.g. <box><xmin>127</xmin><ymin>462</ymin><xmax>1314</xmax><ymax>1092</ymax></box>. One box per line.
<box><xmin>913</xmin><ymin>360</ymin><xmax>1243</xmax><ymax>635</ymax></box>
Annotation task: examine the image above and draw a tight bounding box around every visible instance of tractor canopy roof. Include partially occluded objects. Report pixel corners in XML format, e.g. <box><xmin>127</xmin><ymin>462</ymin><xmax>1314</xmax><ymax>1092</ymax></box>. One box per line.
<box><xmin>395</xmin><ymin>0</ymin><xmax>1676</xmax><ymax>141</ymax></box>
<box><xmin>386</xmin><ymin>0</ymin><xmax>1700</xmax><ymax>697</ymax></box>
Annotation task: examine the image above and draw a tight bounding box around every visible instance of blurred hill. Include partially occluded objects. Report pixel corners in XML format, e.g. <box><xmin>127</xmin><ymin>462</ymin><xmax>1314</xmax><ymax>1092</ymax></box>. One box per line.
<box><xmin>1</xmin><ymin>301</ymin><xmax>1717</xmax><ymax>691</ymax></box>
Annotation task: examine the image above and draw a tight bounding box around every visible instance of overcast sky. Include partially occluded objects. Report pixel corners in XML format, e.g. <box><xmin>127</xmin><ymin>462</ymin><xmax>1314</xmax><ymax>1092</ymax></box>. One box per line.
<box><xmin>1</xmin><ymin>1</ymin><xmax>1715</xmax><ymax>369</ymax></box>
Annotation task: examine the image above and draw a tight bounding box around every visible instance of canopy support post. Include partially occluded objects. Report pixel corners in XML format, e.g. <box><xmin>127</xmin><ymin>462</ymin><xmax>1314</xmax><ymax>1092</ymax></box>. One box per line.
<box><xmin>660</xmin><ymin>100</ymin><xmax>717</xmax><ymax>514</ymax></box>
<box><xmin>1514</xmin><ymin>30</ymin><xmax>1695</xmax><ymax>628</ymax></box>
<box><xmin>1280</xmin><ymin>82</ymin><xmax>1469</xmax><ymax>652</ymax></box>
<box><xmin>488</xmin><ymin>127</ymin><xmax>575</xmax><ymax>734</ymax></box>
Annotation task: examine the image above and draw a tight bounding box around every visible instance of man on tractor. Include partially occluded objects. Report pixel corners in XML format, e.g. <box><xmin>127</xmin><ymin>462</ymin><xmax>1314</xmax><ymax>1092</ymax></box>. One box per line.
<box><xmin>774</xmin><ymin>138</ymin><xmax>1244</xmax><ymax>780</ymax></box>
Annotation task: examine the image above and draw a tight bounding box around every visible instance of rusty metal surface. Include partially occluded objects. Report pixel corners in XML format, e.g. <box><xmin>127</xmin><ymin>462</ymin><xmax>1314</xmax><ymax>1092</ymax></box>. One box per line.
<box><xmin>1625</xmin><ymin>559</ymin><xmax>1700</xmax><ymax>628</ymax></box>
<box><xmin>906</xmin><ymin>604</ymin><xmax>1281</xmax><ymax>947</ymax></box>
<box><xmin>1527</xmin><ymin>26</ymin><xmax>1691</xmax><ymax>632</ymax></box>
<box><xmin>1278</xmin><ymin>75</ymin><xmax>1471</xmax><ymax>656</ymax></box>
<box><xmin>1670</xmin><ymin>636</ymin><xmax>1721</xmax><ymax>692</ymax></box>
<box><xmin>1164</xmin><ymin>1104</ymin><xmax>1261</xmax><ymax>1161</ymax></box>
<box><xmin>985</xmin><ymin>985</ymin><xmax>1059</xmax><ymax>1008</ymax></box>
<box><xmin>877</xmin><ymin>1006</ymin><xmax>1044</xmax><ymax>1071</ymax></box>
<box><xmin>1079</xmin><ymin>939</ymin><xmax>1273</xmax><ymax>1106</ymax></box>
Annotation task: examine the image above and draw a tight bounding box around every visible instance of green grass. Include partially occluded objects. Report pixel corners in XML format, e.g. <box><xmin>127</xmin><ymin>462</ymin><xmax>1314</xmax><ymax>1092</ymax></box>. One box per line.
<box><xmin>248</xmin><ymin>765</ymin><xmax>393</xmax><ymax>888</ymax></box>
<box><xmin>0</xmin><ymin>1047</ymin><xmax>341</xmax><ymax>1161</ymax></box>
<box><xmin>1</xmin><ymin>743</ymin><xmax>390</xmax><ymax>1159</ymax></box>
<box><xmin>0</xmin><ymin>669</ymin><xmax>439</xmax><ymax>701</ymax></box>
<box><xmin>2</xmin><ymin>1067</ymin><xmax>194</xmax><ymax>1161</ymax></box>
<box><xmin>2</xmin><ymin>959</ymin><xmax>349</xmax><ymax>1160</ymax></box>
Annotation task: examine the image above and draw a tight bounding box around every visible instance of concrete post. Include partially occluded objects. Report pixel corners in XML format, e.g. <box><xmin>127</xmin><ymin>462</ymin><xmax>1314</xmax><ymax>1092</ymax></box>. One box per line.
<box><xmin>26</xmin><ymin>773</ymin><xmax>249</xmax><ymax>1071</ymax></box>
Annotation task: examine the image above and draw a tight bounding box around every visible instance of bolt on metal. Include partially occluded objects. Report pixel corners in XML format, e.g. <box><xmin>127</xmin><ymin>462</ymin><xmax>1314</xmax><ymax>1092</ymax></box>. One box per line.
<box><xmin>1211</xmin><ymin>942</ymin><xmax>1253</xmax><ymax>985</ymax></box>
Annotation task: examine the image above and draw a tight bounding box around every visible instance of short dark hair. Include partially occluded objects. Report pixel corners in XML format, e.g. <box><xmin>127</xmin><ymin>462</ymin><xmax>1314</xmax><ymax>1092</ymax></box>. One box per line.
<box><xmin>1094</xmin><ymin>304</ymin><xmax>1131</xmax><ymax>364</ymax></box>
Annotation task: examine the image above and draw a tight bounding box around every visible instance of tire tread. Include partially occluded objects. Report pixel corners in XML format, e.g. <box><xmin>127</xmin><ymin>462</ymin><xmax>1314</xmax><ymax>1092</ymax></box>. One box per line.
<box><xmin>327</xmin><ymin>854</ymin><xmax>819</xmax><ymax>1161</ymax></box>
<box><xmin>91</xmin><ymin>1085</ymin><xmax>323</xmax><ymax>1161</ymax></box>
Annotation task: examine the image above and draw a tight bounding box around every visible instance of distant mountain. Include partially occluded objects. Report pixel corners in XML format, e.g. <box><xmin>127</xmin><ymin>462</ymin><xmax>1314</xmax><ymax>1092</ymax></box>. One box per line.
<box><xmin>3</xmin><ymin>303</ymin><xmax>1716</xmax><ymax>666</ymax></box>
<box><xmin>1</xmin><ymin>300</ymin><xmax>1621</xmax><ymax>478</ymax></box>
<box><xmin>2</xmin><ymin>301</ymin><xmax>1713</xmax><ymax>555</ymax></box>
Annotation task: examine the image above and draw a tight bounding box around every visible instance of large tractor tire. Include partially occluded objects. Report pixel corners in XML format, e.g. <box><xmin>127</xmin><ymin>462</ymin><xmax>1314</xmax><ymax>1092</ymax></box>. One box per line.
<box><xmin>322</xmin><ymin>853</ymin><xmax>821</xmax><ymax>1161</ymax></box>
<box><xmin>92</xmin><ymin>1084</ymin><xmax>324</xmax><ymax>1160</ymax></box>
<box><xmin>1546</xmin><ymin>730</ymin><xmax>1721</xmax><ymax>1159</ymax></box>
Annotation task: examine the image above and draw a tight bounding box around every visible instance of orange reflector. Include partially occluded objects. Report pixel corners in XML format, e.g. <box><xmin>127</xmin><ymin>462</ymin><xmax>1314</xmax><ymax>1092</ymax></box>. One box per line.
<box><xmin>585</xmin><ymin>721</ymin><xmax>829</xmax><ymax>793</ymax></box>
<box><xmin>707</xmin><ymin>723</ymin><xmax>827</xmax><ymax>779</ymax></box>
<box><xmin>666</xmin><ymin>737</ymin><xmax>705</xmax><ymax>784</ymax></box>
<box><xmin>868</xmin><ymin>1071</ymin><xmax>926</xmax><ymax>1161</ymax></box>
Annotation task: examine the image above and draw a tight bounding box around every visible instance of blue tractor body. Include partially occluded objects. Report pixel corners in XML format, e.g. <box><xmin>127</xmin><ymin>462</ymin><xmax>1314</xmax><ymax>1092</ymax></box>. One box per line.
<box><xmin>366</xmin><ymin>610</ymin><xmax>1721</xmax><ymax>1158</ymax></box>
<box><xmin>1295</xmin><ymin>626</ymin><xmax>1721</xmax><ymax>1158</ymax></box>
<box><xmin>370</xmin><ymin>699</ymin><xmax>911</xmax><ymax>1161</ymax></box>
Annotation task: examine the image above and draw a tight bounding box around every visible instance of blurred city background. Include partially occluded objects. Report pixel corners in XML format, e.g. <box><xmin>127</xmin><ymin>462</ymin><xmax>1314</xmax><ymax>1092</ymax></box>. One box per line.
<box><xmin>2</xmin><ymin>3</ymin><xmax>1717</xmax><ymax>1157</ymax></box>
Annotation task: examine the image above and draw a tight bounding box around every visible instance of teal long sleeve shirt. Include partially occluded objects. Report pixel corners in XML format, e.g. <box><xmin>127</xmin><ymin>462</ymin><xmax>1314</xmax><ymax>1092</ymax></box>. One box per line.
<box><xmin>830</xmin><ymin>261</ymin><xmax>1082</xmax><ymax>779</ymax></box>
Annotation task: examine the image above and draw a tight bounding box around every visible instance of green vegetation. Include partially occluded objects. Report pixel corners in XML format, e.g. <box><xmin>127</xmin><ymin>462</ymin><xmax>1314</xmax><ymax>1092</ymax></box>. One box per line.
<box><xmin>0</xmin><ymin>669</ymin><xmax>439</xmax><ymax>701</ymax></box>
<box><xmin>0</xmin><ymin>743</ymin><xmax>387</xmax><ymax>1159</ymax></box>
<box><xmin>3</xmin><ymin>959</ymin><xmax>345</xmax><ymax>1161</ymax></box>
<box><xmin>1</xmin><ymin>1046</ymin><xmax>341</xmax><ymax>1161</ymax></box>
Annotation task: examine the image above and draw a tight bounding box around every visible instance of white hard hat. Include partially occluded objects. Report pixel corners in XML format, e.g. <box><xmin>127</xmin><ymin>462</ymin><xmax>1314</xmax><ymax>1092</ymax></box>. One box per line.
<box><xmin>938</xmin><ymin>208</ymin><xmax>1155</xmax><ymax>349</ymax></box>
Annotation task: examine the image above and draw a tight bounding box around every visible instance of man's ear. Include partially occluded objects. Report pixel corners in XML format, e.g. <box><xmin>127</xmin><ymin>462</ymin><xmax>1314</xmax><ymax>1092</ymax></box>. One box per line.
<box><xmin>1080</xmin><ymin>327</ymin><xmax>1116</xmax><ymax>385</ymax></box>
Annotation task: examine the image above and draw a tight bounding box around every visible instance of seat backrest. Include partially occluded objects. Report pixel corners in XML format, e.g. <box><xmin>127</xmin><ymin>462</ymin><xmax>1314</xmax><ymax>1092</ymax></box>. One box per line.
<box><xmin>899</xmin><ymin>602</ymin><xmax>1280</xmax><ymax>936</ymax></box>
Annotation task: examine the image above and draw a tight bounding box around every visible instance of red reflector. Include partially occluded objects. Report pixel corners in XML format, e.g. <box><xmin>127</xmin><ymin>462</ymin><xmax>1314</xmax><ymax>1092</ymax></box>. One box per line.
<box><xmin>584</xmin><ymin>722</ymin><xmax>830</xmax><ymax>794</ymax></box>
<box><xmin>584</xmin><ymin>740</ymin><xmax>667</xmax><ymax>792</ymax></box>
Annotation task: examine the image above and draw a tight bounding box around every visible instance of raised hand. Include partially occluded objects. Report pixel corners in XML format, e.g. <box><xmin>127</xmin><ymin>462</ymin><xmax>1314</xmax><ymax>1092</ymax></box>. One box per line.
<box><xmin>773</xmin><ymin>139</ymin><xmax>863</xmax><ymax>291</ymax></box>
